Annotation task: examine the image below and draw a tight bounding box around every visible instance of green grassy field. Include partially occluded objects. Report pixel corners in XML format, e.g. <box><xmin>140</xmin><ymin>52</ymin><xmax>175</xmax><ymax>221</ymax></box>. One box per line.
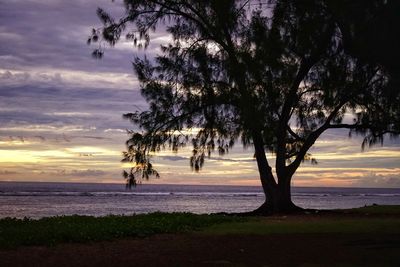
<box><xmin>1</xmin><ymin>205</ymin><xmax>399</xmax><ymax>249</ymax></box>
<box><xmin>344</xmin><ymin>204</ymin><xmax>400</xmax><ymax>215</ymax></box>
<box><xmin>0</xmin><ymin>212</ymin><xmax>244</xmax><ymax>248</ymax></box>
<box><xmin>205</xmin><ymin>205</ymin><xmax>400</xmax><ymax>235</ymax></box>
<box><xmin>205</xmin><ymin>217</ymin><xmax>400</xmax><ymax>235</ymax></box>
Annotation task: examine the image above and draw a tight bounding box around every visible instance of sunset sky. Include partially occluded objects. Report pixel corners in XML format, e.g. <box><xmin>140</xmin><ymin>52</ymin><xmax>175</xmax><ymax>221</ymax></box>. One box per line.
<box><xmin>0</xmin><ymin>0</ymin><xmax>399</xmax><ymax>188</ymax></box>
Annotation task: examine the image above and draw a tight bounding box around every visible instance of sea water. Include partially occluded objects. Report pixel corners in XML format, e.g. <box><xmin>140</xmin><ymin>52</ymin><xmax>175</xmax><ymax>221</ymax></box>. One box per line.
<box><xmin>0</xmin><ymin>182</ymin><xmax>400</xmax><ymax>218</ymax></box>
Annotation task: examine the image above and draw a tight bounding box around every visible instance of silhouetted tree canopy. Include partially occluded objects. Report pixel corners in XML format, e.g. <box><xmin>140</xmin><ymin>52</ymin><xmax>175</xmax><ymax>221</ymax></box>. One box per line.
<box><xmin>91</xmin><ymin>0</ymin><xmax>399</xmax><ymax>213</ymax></box>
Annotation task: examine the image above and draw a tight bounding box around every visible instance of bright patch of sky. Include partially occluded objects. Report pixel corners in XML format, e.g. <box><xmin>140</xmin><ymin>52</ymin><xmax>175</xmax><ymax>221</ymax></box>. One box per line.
<box><xmin>0</xmin><ymin>0</ymin><xmax>399</xmax><ymax>187</ymax></box>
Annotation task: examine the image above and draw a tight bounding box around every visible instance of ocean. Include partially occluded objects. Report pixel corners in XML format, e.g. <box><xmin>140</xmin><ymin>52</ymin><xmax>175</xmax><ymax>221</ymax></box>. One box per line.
<box><xmin>1</xmin><ymin>182</ymin><xmax>400</xmax><ymax>219</ymax></box>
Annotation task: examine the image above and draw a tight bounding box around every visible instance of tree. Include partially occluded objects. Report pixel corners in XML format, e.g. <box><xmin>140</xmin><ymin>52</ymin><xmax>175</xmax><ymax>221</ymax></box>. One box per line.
<box><xmin>90</xmin><ymin>0</ymin><xmax>399</xmax><ymax>214</ymax></box>
<box><xmin>324</xmin><ymin>0</ymin><xmax>400</xmax><ymax>142</ymax></box>
<box><xmin>325</xmin><ymin>0</ymin><xmax>400</xmax><ymax>76</ymax></box>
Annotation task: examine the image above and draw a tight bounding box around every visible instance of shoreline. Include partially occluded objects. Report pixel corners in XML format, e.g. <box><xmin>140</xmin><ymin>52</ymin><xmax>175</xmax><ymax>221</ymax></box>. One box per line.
<box><xmin>1</xmin><ymin>180</ymin><xmax>399</xmax><ymax>190</ymax></box>
<box><xmin>2</xmin><ymin>183</ymin><xmax>400</xmax><ymax>219</ymax></box>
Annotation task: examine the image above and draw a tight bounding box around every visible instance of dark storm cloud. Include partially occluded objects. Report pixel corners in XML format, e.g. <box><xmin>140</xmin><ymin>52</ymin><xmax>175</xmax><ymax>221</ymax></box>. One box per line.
<box><xmin>0</xmin><ymin>0</ymin><xmax>162</xmax><ymax>74</ymax></box>
<box><xmin>0</xmin><ymin>0</ymin><xmax>127</xmax><ymax>73</ymax></box>
<box><xmin>0</xmin><ymin>82</ymin><xmax>147</xmax><ymax>158</ymax></box>
<box><xmin>0</xmin><ymin>0</ymin><xmax>153</xmax><ymax>145</ymax></box>
<box><xmin>0</xmin><ymin>110</ymin><xmax>61</xmax><ymax>125</ymax></box>
<box><xmin>0</xmin><ymin>0</ymin><xmax>175</xmax><ymax>143</ymax></box>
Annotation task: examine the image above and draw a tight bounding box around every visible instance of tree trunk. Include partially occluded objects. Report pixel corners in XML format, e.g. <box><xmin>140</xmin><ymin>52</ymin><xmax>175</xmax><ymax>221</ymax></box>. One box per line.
<box><xmin>252</xmin><ymin>131</ymin><xmax>302</xmax><ymax>215</ymax></box>
<box><xmin>252</xmin><ymin>177</ymin><xmax>302</xmax><ymax>215</ymax></box>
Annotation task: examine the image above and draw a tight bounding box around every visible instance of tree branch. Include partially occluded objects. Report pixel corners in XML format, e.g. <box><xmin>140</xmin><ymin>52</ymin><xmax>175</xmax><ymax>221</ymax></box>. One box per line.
<box><xmin>287</xmin><ymin>101</ymin><xmax>346</xmax><ymax>175</ymax></box>
<box><xmin>286</xmin><ymin>125</ymin><xmax>304</xmax><ymax>141</ymax></box>
<box><xmin>275</xmin><ymin>59</ymin><xmax>316</xmax><ymax>177</ymax></box>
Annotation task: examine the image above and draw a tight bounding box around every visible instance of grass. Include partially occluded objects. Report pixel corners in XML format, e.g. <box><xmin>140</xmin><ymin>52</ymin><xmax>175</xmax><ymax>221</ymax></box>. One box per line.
<box><xmin>0</xmin><ymin>212</ymin><xmax>244</xmax><ymax>248</ymax></box>
<box><xmin>204</xmin><ymin>217</ymin><xmax>400</xmax><ymax>235</ymax></box>
<box><xmin>1</xmin><ymin>205</ymin><xmax>399</xmax><ymax>249</ymax></box>
<box><xmin>205</xmin><ymin>205</ymin><xmax>400</xmax><ymax>235</ymax></box>
<box><xmin>345</xmin><ymin>204</ymin><xmax>400</xmax><ymax>215</ymax></box>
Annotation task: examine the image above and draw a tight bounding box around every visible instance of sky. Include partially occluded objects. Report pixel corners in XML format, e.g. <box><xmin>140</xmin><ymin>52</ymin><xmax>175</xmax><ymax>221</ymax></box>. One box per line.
<box><xmin>0</xmin><ymin>0</ymin><xmax>399</xmax><ymax>188</ymax></box>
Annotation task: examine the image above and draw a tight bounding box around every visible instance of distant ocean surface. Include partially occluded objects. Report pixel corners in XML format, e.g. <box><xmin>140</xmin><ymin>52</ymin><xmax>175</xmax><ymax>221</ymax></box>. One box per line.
<box><xmin>1</xmin><ymin>182</ymin><xmax>400</xmax><ymax>219</ymax></box>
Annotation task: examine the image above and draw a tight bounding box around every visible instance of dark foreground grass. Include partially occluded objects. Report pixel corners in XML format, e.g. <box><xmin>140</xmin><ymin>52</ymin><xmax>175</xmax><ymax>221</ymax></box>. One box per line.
<box><xmin>346</xmin><ymin>204</ymin><xmax>400</xmax><ymax>215</ymax></box>
<box><xmin>0</xmin><ymin>212</ymin><xmax>244</xmax><ymax>248</ymax></box>
<box><xmin>205</xmin><ymin>205</ymin><xmax>400</xmax><ymax>235</ymax></box>
<box><xmin>1</xmin><ymin>205</ymin><xmax>399</xmax><ymax>249</ymax></box>
<box><xmin>205</xmin><ymin>217</ymin><xmax>400</xmax><ymax>235</ymax></box>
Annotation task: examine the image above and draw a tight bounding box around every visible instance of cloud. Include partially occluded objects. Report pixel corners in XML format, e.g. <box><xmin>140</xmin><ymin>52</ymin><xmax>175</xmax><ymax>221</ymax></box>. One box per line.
<box><xmin>104</xmin><ymin>128</ymin><xmax>126</xmax><ymax>133</ymax></box>
<box><xmin>0</xmin><ymin>0</ymin><xmax>399</xmax><ymax>187</ymax></box>
<box><xmin>0</xmin><ymin>170</ymin><xmax>19</xmax><ymax>175</ymax></box>
<box><xmin>75</xmin><ymin>135</ymin><xmax>111</xmax><ymax>140</ymax></box>
<box><xmin>209</xmin><ymin>156</ymin><xmax>254</xmax><ymax>163</ymax></box>
<box><xmin>157</xmin><ymin>155</ymin><xmax>188</xmax><ymax>161</ymax></box>
<box><xmin>57</xmin><ymin>169</ymin><xmax>108</xmax><ymax>177</ymax></box>
<box><xmin>0</xmin><ymin>83</ymin><xmax>145</xmax><ymax>144</ymax></box>
<box><xmin>0</xmin><ymin>68</ymin><xmax>139</xmax><ymax>90</ymax></box>
<box><xmin>0</xmin><ymin>0</ymin><xmax>160</xmax><ymax>75</ymax></box>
